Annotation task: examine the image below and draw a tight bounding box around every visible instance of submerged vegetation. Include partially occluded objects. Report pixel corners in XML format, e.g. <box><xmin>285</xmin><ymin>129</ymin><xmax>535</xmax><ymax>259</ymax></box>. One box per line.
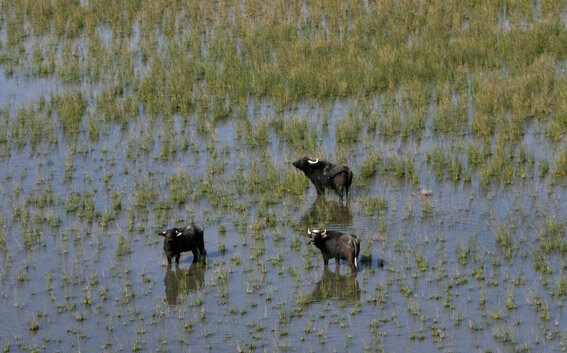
<box><xmin>1</xmin><ymin>0</ymin><xmax>567</xmax><ymax>352</ymax></box>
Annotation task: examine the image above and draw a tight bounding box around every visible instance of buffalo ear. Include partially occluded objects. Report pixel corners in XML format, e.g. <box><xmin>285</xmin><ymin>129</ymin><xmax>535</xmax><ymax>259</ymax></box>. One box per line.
<box><xmin>158</xmin><ymin>231</ymin><xmax>166</xmax><ymax>237</ymax></box>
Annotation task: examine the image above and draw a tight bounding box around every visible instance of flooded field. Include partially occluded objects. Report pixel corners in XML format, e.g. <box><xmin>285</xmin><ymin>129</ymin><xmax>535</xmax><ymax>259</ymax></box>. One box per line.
<box><xmin>1</xmin><ymin>1</ymin><xmax>567</xmax><ymax>352</ymax></box>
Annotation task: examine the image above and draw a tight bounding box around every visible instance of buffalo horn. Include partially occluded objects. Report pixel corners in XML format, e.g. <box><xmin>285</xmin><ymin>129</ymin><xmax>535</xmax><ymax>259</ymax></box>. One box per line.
<box><xmin>307</xmin><ymin>158</ymin><xmax>319</xmax><ymax>164</ymax></box>
<box><xmin>322</xmin><ymin>229</ymin><xmax>327</xmax><ymax>237</ymax></box>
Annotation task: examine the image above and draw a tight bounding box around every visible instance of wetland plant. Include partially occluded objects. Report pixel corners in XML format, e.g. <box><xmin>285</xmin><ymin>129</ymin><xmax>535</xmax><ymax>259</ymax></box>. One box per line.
<box><xmin>116</xmin><ymin>234</ymin><xmax>132</xmax><ymax>257</ymax></box>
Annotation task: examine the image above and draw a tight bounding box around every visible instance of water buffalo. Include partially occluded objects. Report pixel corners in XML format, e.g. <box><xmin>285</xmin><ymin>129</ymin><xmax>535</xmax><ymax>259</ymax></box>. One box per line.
<box><xmin>292</xmin><ymin>157</ymin><xmax>353</xmax><ymax>200</ymax></box>
<box><xmin>307</xmin><ymin>228</ymin><xmax>360</xmax><ymax>273</ymax></box>
<box><xmin>158</xmin><ymin>223</ymin><xmax>207</xmax><ymax>265</ymax></box>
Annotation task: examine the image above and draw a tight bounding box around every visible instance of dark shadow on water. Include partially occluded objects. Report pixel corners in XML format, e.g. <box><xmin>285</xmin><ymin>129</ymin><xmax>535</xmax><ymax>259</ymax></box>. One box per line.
<box><xmin>306</xmin><ymin>268</ymin><xmax>360</xmax><ymax>304</ymax></box>
<box><xmin>174</xmin><ymin>250</ymin><xmax>224</xmax><ymax>264</ymax></box>
<box><xmin>164</xmin><ymin>262</ymin><xmax>206</xmax><ymax>305</ymax></box>
<box><xmin>299</xmin><ymin>195</ymin><xmax>353</xmax><ymax>229</ymax></box>
<box><xmin>360</xmin><ymin>255</ymin><xmax>386</xmax><ymax>269</ymax></box>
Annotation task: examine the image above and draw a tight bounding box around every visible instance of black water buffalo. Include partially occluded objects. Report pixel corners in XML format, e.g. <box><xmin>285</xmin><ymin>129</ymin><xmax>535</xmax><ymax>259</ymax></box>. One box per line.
<box><xmin>292</xmin><ymin>157</ymin><xmax>353</xmax><ymax>200</ymax></box>
<box><xmin>307</xmin><ymin>228</ymin><xmax>360</xmax><ymax>273</ymax></box>
<box><xmin>158</xmin><ymin>223</ymin><xmax>207</xmax><ymax>265</ymax></box>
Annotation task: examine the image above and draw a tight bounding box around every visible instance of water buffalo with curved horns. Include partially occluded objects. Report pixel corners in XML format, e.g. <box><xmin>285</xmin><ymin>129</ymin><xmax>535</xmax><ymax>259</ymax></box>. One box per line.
<box><xmin>158</xmin><ymin>223</ymin><xmax>207</xmax><ymax>265</ymax></box>
<box><xmin>307</xmin><ymin>228</ymin><xmax>360</xmax><ymax>273</ymax></box>
<box><xmin>292</xmin><ymin>157</ymin><xmax>353</xmax><ymax>200</ymax></box>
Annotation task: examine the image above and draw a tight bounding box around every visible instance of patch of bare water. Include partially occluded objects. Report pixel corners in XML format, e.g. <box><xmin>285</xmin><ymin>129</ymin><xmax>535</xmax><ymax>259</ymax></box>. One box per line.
<box><xmin>0</xmin><ymin>67</ymin><xmax>61</xmax><ymax>112</ymax></box>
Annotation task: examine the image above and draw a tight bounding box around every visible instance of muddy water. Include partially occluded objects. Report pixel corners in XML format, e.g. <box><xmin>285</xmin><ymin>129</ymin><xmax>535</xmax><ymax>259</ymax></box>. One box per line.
<box><xmin>1</xmin><ymin>76</ymin><xmax>567</xmax><ymax>353</ymax></box>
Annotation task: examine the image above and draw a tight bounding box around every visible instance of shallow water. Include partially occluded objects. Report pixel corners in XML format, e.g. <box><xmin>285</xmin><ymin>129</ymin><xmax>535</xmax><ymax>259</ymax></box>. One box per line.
<box><xmin>2</xmin><ymin>66</ymin><xmax>567</xmax><ymax>353</ymax></box>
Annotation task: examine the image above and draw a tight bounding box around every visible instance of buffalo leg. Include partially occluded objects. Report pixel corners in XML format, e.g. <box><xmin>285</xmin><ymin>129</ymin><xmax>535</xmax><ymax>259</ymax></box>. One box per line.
<box><xmin>199</xmin><ymin>243</ymin><xmax>207</xmax><ymax>261</ymax></box>
<box><xmin>348</xmin><ymin>256</ymin><xmax>358</xmax><ymax>273</ymax></box>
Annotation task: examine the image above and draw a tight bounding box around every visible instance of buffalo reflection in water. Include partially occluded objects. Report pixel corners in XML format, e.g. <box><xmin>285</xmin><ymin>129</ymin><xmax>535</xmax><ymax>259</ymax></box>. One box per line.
<box><xmin>308</xmin><ymin>268</ymin><xmax>361</xmax><ymax>304</ymax></box>
<box><xmin>164</xmin><ymin>263</ymin><xmax>206</xmax><ymax>305</ymax></box>
<box><xmin>299</xmin><ymin>195</ymin><xmax>353</xmax><ymax>229</ymax></box>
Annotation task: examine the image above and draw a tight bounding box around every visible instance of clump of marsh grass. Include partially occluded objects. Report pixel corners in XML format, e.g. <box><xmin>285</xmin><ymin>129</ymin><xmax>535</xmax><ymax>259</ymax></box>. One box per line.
<box><xmin>116</xmin><ymin>234</ymin><xmax>132</xmax><ymax>257</ymax></box>
<box><xmin>538</xmin><ymin>159</ymin><xmax>549</xmax><ymax>178</ymax></box>
<box><xmin>360</xmin><ymin>195</ymin><xmax>388</xmax><ymax>217</ymax></box>
<box><xmin>52</xmin><ymin>91</ymin><xmax>87</xmax><ymax>139</ymax></box>
<box><xmin>493</xmin><ymin>223</ymin><xmax>515</xmax><ymax>262</ymax></box>
<box><xmin>56</xmin><ymin>42</ymin><xmax>82</xmax><ymax>83</ymax></box>
<box><xmin>431</xmin><ymin>83</ymin><xmax>468</xmax><ymax>135</ymax></box>
<box><xmin>551</xmin><ymin>150</ymin><xmax>567</xmax><ymax>179</ymax></box>
<box><xmin>271</xmin><ymin>114</ymin><xmax>318</xmax><ymax>152</ymax></box>
<box><xmin>9</xmin><ymin>101</ymin><xmax>57</xmax><ymax>150</ymax></box>
<box><xmin>376</xmin><ymin>104</ymin><xmax>402</xmax><ymax>137</ymax></box>
<box><xmin>359</xmin><ymin>152</ymin><xmax>382</xmax><ymax>181</ymax></box>
<box><xmin>335</xmin><ymin>113</ymin><xmax>363</xmax><ymax>144</ymax></box>
<box><xmin>380</xmin><ymin>156</ymin><xmax>419</xmax><ymax>185</ymax></box>
<box><xmin>0</xmin><ymin>210</ymin><xmax>6</xmax><ymax>253</ymax></box>
<box><xmin>96</xmin><ymin>85</ymin><xmax>139</xmax><ymax>128</ymax></box>
<box><xmin>537</xmin><ymin>218</ymin><xmax>566</xmax><ymax>254</ymax></box>
<box><xmin>0</xmin><ymin>108</ymin><xmax>8</xmax><ymax>144</ymax></box>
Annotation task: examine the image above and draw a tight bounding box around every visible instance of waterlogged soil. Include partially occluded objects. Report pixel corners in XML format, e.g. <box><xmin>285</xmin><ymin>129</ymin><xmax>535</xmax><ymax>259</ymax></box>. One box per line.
<box><xmin>2</xmin><ymin>82</ymin><xmax>567</xmax><ymax>353</ymax></box>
